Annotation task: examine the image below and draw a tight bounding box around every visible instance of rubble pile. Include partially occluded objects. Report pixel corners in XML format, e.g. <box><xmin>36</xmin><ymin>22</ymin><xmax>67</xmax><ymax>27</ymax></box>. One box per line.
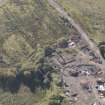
<box><xmin>96</xmin><ymin>79</ymin><xmax>105</xmax><ymax>97</ymax></box>
<box><xmin>70</xmin><ymin>35</ymin><xmax>103</xmax><ymax>64</ymax></box>
<box><xmin>47</xmin><ymin>33</ymin><xmax>105</xmax><ymax>105</ymax></box>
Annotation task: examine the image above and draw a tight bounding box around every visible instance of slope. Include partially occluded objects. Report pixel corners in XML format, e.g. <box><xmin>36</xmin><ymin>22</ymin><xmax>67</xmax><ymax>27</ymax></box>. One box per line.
<box><xmin>58</xmin><ymin>0</ymin><xmax>105</xmax><ymax>44</ymax></box>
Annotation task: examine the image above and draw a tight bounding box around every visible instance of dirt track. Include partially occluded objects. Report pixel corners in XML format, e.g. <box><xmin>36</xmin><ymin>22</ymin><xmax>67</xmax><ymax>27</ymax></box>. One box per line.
<box><xmin>48</xmin><ymin>0</ymin><xmax>105</xmax><ymax>65</ymax></box>
<box><xmin>48</xmin><ymin>0</ymin><xmax>105</xmax><ymax>104</ymax></box>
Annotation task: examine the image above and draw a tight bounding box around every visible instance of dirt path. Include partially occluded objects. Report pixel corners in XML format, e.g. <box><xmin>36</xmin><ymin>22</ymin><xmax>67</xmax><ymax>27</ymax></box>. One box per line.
<box><xmin>48</xmin><ymin>0</ymin><xmax>105</xmax><ymax>65</ymax></box>
<box><xmin>48</xmin><ymin>0</ymin><xmax>105</xmax><ymax>104</ymax></box>
<box><xmin>0</xmin><ymin>0</ymin><xmax>6</xmax><ymax>6</ymax></box>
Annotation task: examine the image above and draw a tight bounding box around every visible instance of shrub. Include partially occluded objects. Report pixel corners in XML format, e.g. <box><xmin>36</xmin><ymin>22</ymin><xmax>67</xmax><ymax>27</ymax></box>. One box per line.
<box><xmin>99</xmin><ymin>42</ymin><xmax>105</xmax><ymax>59</ymax></box>
<box><xmin>49</xmin><ymin>95</ymin><xmax>64</xmax><ymax>105</ymax></box>
<box><xmin>57</xmin><ymin>37</ymin><xmax>68</xmax><ymax>48</ymax></box>
<box><xmin>44</xmin><ymin>46</ymin><xmax>55</xmax><ymax>57</ymax></box>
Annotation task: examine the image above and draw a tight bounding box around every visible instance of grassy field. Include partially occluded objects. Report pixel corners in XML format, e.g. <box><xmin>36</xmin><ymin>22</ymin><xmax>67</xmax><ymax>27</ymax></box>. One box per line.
<box><xmin>0</xmin><ymin>0</ymin><xmax>73</xmax><ymax>69</ymax></box>
<box><xmin>58</xmin><ymin>0</ymin><xmax>105</xmax><ymax>44</ymax></box>
<box><xmin>1</xmin><ymin>0</ymin><xmax>105</xmax><ymax>104</ymax></box>
<box><xmin>0</xmin><ymin>0</ymin><xmax>72</xmax><ymax>105</ymax></box>
<box><xmin>0</xmin><ymin>0</ymin><xmax>71</xmax><ymax>48</ymax></box>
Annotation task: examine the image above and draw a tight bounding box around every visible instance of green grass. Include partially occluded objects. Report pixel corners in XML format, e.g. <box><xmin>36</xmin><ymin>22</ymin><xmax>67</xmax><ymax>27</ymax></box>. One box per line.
<box><xmin>0</xmin><ymin>0</ymin><xmax>72</xmax><ymax>70</ymax></box>
<box><xmin>0</xmin><ymin>0</ymin><xmax>70</xmax><ymax>48</ymax></box>
<box><xmin>58</xmin><ymin>0</ymin><xmax>105</xmax><ymax>44</ymax></box>
<box><xmin>0</xmin><ymin>70</ymin><xmax>66</xmax><ymax>105</ymax></box>
<box><xmin>0</xmin><ymin>0</ymin><xmax>75</xmax><ymax>105</ymax></box>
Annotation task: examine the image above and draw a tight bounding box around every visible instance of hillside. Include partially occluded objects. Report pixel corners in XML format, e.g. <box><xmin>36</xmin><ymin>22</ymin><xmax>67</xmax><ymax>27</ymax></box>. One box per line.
<box><xmin>58</xmin><ymin>0</ymin><xmax>105</xmax><ymax>44</ymax></box>
<box><xmin>0</xmin><ymin>0</ymin><xmax>72</xmax><ymax>105</ymax></box>
<box><xmin>0</xmin><ymin>0</ymin><xmax>105</xmax><ymax>105</ymax></box>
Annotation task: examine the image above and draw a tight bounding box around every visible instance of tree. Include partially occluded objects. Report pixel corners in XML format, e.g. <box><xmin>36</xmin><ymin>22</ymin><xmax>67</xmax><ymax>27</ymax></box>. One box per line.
<box><xmin>99</xmin><ymin>42</ymin><xmax>105</xmax><ymax>59</ymax></box>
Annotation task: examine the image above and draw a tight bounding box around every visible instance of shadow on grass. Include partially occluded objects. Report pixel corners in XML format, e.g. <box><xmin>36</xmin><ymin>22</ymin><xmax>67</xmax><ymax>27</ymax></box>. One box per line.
<box><xmin>0</xmin><ymin>69</ymin><xmax>52</xmax><ymax>93</ymax></box>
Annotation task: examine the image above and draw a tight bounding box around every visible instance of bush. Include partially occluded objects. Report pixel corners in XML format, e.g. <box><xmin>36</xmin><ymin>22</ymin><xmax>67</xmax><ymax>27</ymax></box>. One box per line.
<box><xmin>99</xmin><ymin>42</ymin><xmax>105</xmax><ymax>59</ymax></box>
<box><xmin>44</xmin><ymin>46</ymin><xmax>55</xmax><ymax>57</ymax></box>
<box><xmin>49</xmin><ymin>95</ymin><xmax>64</xmax><ymax>105</ymax></box>
<box><xmin>57</xmin><ymin>37</ymin><xmax>68</xmax><ymax>48</ymax></box>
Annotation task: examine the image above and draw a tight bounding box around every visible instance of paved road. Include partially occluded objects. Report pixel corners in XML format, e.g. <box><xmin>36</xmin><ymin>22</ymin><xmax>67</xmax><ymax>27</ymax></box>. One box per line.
<box><xmin>48</xmin><ymin>0</ymin><xmax>105</xmax><ymax>65</ymax></box>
